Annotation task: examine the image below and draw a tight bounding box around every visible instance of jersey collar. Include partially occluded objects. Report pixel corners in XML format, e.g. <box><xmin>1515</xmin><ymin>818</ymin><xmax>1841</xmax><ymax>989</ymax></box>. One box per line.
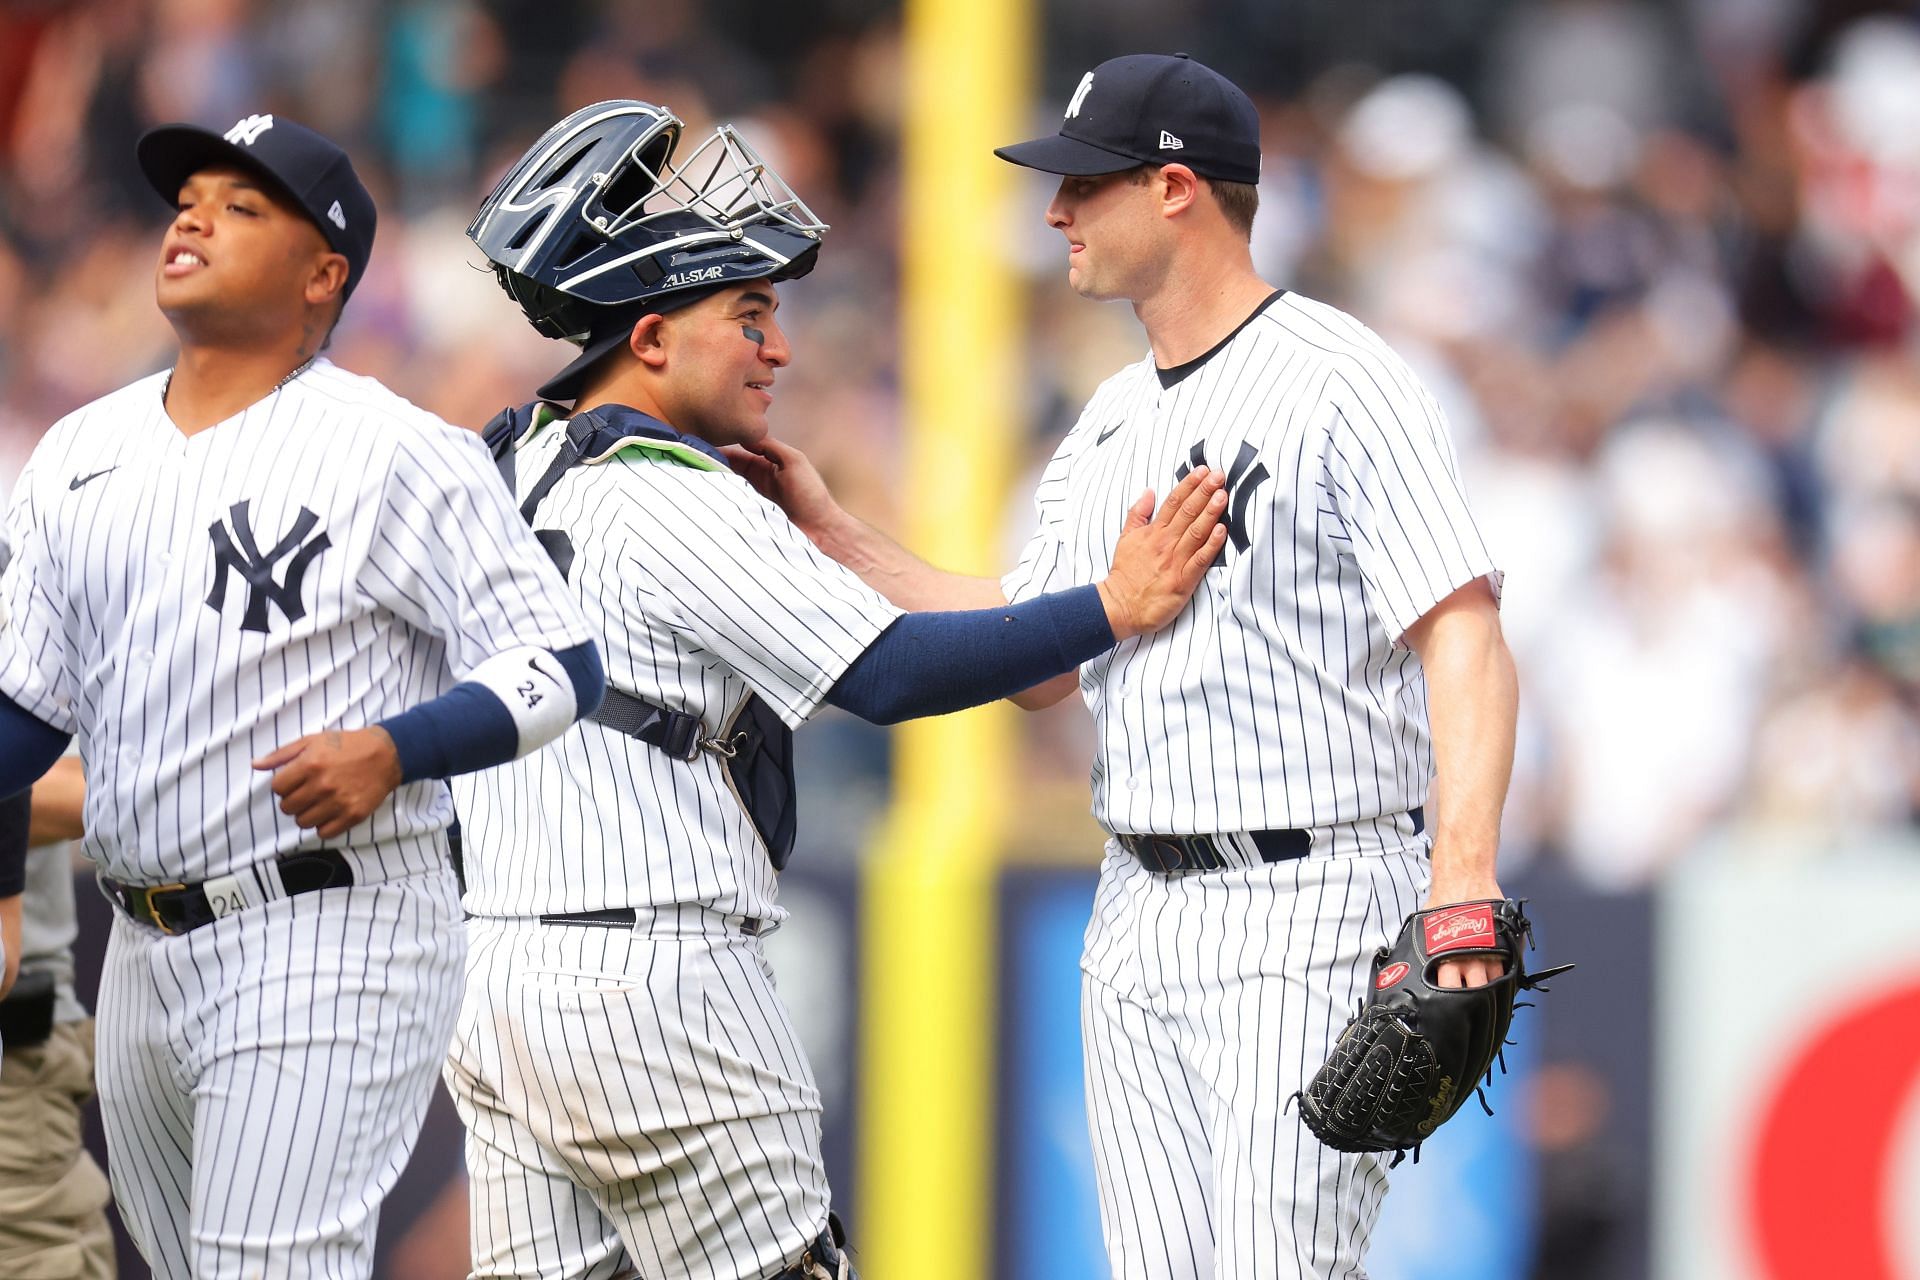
<box><xmin>1154</xmin><ymin>289</ymin><xmax>1288</xmax><ymax>390</ymax></box>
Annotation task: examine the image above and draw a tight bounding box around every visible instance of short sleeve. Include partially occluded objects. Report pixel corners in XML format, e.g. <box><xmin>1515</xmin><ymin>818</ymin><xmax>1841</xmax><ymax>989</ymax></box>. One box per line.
<box><xmin>1321</xmin><ymin>367</ymin><xmax>1502</xmax><ymax>642</ymax></box>
<box><xmin>1001</xmin><ymin>423</ymin><xmax>1093</xmax><ymax>605</ymax></box>
<box><xmin>614</xmin><ymin>468</ymin><xmax>903</xmax><ymax>728</ymax></box>
<box><xmin>361</xmin><ymin>425</ymin><xmax>595</xmax><ymax>675</ymax></box>
<box><xmin>0</xmin><ymin>452</ymin><xmax>77</xmax><ymax>730</ymax></box>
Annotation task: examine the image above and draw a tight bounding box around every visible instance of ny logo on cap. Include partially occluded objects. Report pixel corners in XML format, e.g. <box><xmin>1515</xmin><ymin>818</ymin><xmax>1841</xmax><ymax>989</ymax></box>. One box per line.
<box><xmin>326</xmin><ymin>200</ymin><xmax>347</xmax><ymax>230</ymax></box>
<box><xmin>225</xmin><ymin>114</ymin><xmax>275</xmax><ymax>146</ymax></box>
<box><xmin>1066</xmin><ymin>72</ymin><xmax>1095</xmax><ymax>119</ymax></box>
<box><xmin>1159</xmin><ymin>131</ymin><xmax>1185</xmax><ymax>151</ymax></box>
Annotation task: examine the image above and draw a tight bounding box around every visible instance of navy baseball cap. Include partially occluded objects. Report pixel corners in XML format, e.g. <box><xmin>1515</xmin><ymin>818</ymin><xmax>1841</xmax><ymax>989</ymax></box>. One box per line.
<box><xmin>996</xmin><ymin>53</ymin><xmax>1262</xmax><ymax>185</ymax></box>
<box><xmin>137</xmin><ymin>113</ymin><xmax>377</xmax><ymax>298</ymax></box>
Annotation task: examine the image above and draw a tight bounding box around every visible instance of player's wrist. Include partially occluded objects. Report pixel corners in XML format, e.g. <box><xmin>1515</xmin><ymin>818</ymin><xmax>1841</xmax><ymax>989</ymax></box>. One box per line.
<box><xmin>1095</xmin><ymin>579</ymin><xmax>1138</xmax><ymax>641</ymax></box>
<box><xmin>363</xmin><ymin>725</ymin><xmax>404</xmax><ymax>791</ymax></box>
<box><xmin>1422</xmin><ymin>866</ymin><xmax>1502</xmax><ymax>909</ymax></box>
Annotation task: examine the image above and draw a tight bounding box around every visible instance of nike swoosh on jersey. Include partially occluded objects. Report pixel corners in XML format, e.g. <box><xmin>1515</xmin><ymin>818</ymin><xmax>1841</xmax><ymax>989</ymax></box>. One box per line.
<box><xmin>1095</xmin><ymin>423</ymin><xmax>1122</xmax><ymax>445</ymax></box>
<box><xmin>68</xmin><ymin>467</ymin><xmax>119</xmax><ymax>491</ymax></box>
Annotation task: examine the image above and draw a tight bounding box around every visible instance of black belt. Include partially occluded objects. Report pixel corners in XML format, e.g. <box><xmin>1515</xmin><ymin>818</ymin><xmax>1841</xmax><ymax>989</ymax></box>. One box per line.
<box><xmin>538</xmin><ymin>907</ymin><xmax>766</xmax><ymax>936</ymax></box>
<box><xmin>102</xmin><ymin>849</ymin><xmax>355</xmax><ymax>936</ymax></box>
<box><xmin>1117</xmin><ymin>806</ymin><xmax>1424</xmax><ymax>873</ymax></box>
<box><xmin>538</xmin><ymin>908</ymin><xmax>642</xmax><ymax>928</ymax></box>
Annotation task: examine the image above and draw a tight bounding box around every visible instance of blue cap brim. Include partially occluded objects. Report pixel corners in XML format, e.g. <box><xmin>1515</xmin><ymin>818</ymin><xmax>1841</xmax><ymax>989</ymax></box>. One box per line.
<box><xmin>994</xmin><ymin>133</ymin><xmax>1143</xmax><ymax>176</ymax></box>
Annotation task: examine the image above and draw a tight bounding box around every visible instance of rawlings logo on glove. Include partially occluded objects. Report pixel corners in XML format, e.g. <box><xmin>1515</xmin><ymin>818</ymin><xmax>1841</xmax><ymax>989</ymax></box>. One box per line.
<box><xmin>1293</xmin><ymin>898</ymin><xmax>1572</xmax><ymax>1165</ymax></box>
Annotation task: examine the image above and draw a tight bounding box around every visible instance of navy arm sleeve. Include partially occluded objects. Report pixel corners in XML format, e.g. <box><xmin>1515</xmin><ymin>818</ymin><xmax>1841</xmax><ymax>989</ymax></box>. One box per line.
<box><xmin>825</xmin><ymin>584</ymin><xmax>1112</xmax><ymax>725</ymax></box>
<box><xmin>379</xmin><ymin>641</ymin><xmax>604</xmax><ymax>784</ymax></box>
<box><xmin>0</xmin><ymin>693</ymin><xmax>71</xmax><ymax>803</ymax></box>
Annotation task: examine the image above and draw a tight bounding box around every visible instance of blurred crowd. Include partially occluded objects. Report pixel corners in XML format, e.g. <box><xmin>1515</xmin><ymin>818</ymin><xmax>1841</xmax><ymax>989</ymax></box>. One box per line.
<box><xmin>3</xmin><ymin>0</ymin><xmax>1917</xmax><ymax>891</ymax></box>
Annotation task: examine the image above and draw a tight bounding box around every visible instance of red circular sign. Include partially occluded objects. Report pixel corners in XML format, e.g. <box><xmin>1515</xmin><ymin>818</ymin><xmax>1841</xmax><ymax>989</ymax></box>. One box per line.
<box><xmin>1747</xmin><ymin>977</ymin><xmax>1920</xmax><ymax>1280</ymax></box>
<box><xmin>1376</xmin><ymin>962</ymin><xmax>1410</xmax><ymax>989</ymax></box>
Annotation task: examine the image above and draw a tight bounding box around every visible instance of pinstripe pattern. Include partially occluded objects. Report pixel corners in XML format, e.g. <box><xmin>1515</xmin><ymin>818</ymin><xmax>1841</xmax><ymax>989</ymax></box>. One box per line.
<box><xmin>0</xmin><ymin>360</ymin><xmax>592</xmax><ymax>1276</ymax></box>
<box><xmin>1002</xmin><ymin>292</ymin><xmax>1499</xmax><ymax>838</ymax></box>
<box><xmin>447</xmin><ymin>916</ymin><xmax>829</xmax><ymax>1280</ymax></box>
<box><xmin>0</xmin><ymin>361</ymin><xmax>594</xmax><ymax>886</ymax></box>
<box><xmin>1082</xmin><ymin>839</ymin><xmax>1428</xmax><ymax>1280</ymax></box>
<box><xmin>1001</xmin><ymin>290</ymin><xmax>1499</xmax><ymax>1277</ymax></box>
<box><xmin>94</xmin><ymin>869</ymin><xmax>465</xmax><ymax>1278</ymax></box>
<box><xmin>452</xmin><ymin>417</ymin><xmax>899</xmax><ymax>921</ymax></box>
<box><xmin>448</xmin><ymin>414</ymin><xmax>893</xmax><ymax>1277</ymax></box>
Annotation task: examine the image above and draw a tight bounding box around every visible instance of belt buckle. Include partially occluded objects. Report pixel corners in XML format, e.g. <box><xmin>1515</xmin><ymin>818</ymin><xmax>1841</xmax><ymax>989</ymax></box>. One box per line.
<box><xmin>1152</xmin><ymin>836</ymin><xmax>1192</xmax><ymax>871</ymax></box>
<box><xmin>1133</xmin><ymin>834</ymin><xmax>1220</xmax><ymax>872</ymax></box>
<box><xmin>1180</xmin><ymin>834</ymin><xmax>1224</xmax><ymax>871</ymax></box>
<box><xmin>141</xmin><ymin>882</ymin><xmax>188</xmax><ymax>936</ymax></box>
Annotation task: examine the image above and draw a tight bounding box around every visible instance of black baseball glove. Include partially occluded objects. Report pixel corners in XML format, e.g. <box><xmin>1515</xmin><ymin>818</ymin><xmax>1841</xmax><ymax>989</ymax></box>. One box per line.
<box><xmin>1295</xmin><ymin>898</ymin><xmax>1571</xmax><ymax>1164</ymax></box>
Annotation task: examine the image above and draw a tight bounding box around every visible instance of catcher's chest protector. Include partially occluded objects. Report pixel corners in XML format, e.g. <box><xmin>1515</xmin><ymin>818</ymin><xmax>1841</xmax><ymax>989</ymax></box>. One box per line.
<box><xmin>482</xmin><ymin>401</ymin><xmax>801</xmax><ymax>869</ymax></box>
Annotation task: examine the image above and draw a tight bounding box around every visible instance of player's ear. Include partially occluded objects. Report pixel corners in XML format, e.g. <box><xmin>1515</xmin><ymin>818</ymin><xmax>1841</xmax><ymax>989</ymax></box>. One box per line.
<box><xmin>1158</xmin><ymin>164</ymin><xmax>1202</xmax><ymax>220</ymax></box>
<box><xmin>304</xmin><ymin>253</ymin><xmax>350</xmax><ymax>309</ymax></box>
<box><xmin>628</xmin><ymin>313</ymin><xmax>670</xmax><ymax>370</ymax></box>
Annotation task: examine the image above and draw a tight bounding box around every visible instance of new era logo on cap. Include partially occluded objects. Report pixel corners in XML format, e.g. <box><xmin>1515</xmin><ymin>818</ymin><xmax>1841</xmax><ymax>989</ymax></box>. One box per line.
<box><xmin>327</xmin><ymin>200</ymin><xmax>347</xmax><ymax>230</ymax></box>
<box><xmin>225</xmin><ymin>114</ymin><xmax>275</xmax><ymax>146</ymax></box>
<box><xmin>1159</xmin><ymin>130</ymin><xmax>1184</xmax><ymax>150</ymax></box>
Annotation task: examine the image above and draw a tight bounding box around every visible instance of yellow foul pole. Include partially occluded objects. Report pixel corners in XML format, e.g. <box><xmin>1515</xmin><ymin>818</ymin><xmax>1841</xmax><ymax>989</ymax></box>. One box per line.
<box><xmin>859</xmin><ymin>0</ymin><xmax>1032</xmax><ymax>1275</ymax></box>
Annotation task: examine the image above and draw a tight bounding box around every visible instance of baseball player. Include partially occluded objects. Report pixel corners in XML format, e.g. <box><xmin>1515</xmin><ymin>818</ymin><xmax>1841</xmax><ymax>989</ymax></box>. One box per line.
<box><xmin>0</xmin><ymin>113</ymin><xmax>605</xmax><ymax>1278</ymax></box>
<box><xmin>743</xmin><ymin>53</ymin><xmax>1519</xmax><ymax>1278</ymax></box>
<box><xmin>443</xmin><ymin>99</ymin><xmax>1227</xmax><ymax>1280</ymax></box>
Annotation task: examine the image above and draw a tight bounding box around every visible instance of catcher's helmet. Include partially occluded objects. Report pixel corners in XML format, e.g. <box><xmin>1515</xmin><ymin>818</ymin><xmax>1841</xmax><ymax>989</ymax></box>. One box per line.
<box><xmin>470</xmin><ymin>100</ymin><xmax>826</xmax><ymax>350</ymax></box>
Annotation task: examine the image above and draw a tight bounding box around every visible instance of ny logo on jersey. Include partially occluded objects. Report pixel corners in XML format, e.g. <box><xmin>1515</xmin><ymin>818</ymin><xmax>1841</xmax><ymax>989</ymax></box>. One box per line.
<box><xmin>206</xmin><ymin>501</ymin><xmax>332</xmax><ymax>634</ymax></box>
<box><xmin>1176</xmin><ymin>440</ymin><xmax>1269</xmax><ymax>555</ymax></box>
<box><xmin>225</xmin><ymin>114</ymin><xmax>274</xmax><ymax>146</ymax></box>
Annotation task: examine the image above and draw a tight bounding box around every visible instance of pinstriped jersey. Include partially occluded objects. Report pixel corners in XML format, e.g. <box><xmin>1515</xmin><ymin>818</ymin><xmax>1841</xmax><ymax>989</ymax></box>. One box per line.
<box><xmin>451</xmin><ymin>415</ymin><xmax>903</xmax><ymax>923</ymax></box>
<box><xmin>0</xmin><ymin>360</ymin><xmax>594</xmax><ymax>885</ymax></box>
<box><xmin>1003</xmin><ymin>290</ymin><xmax>1501</xmax><ymax>836</ymax></box>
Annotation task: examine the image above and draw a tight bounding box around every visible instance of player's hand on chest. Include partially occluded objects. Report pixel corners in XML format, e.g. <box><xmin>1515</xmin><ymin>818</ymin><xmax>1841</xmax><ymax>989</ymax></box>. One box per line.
<box><xmin>1075</xmin><ymin>410</ymin><xmax>1279</xmax><ymax>569</ymax></box>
